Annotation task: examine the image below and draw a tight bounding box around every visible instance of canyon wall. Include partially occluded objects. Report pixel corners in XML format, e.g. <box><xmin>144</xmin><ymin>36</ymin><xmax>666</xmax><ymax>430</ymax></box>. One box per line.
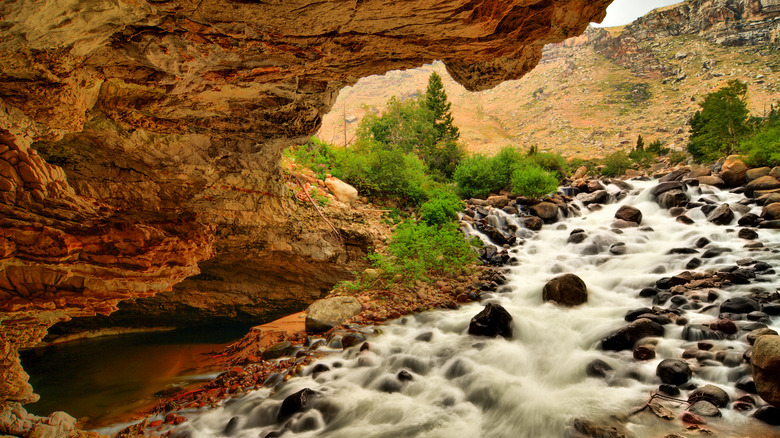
<box><xmin>0</xmin><ymin>0</ymin><xmax>611</xmax><ymax>409</ymax></box>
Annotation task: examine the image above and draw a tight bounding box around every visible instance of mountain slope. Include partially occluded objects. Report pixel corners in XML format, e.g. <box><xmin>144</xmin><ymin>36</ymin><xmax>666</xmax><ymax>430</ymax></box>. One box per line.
<box><xmin>319</xmin><ymin>0</ymin><xmax>780</xmax><ymax>158</ymax></box>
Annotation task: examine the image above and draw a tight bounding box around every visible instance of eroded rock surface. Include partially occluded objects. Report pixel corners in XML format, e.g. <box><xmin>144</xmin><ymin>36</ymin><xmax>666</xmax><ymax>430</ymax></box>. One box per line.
<box><xmin>0</xmin><ymin>0</ymin><xmax>611</xmax><ymax>410</ymax></box>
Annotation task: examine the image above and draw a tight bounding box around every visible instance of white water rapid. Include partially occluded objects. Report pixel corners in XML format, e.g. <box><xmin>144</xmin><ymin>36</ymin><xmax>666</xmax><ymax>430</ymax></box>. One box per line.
<box><xmin>152</xmin><ymin>179</ymin><xmax>780</xmax><ymax>438</ymax></box>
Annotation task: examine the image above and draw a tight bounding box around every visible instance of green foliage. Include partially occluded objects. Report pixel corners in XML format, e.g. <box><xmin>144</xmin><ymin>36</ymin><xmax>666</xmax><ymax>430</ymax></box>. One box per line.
<box><xmin>647</xmin><ymin>139</ymin><xmax>670</xmax><ymax>155</ymax></box>
<box><xmin>601</xmin><ymin>151</ymin><xmax>632</xmax><ymax>177</ymax></box>
<box><xmin>332</xmin><ymin>146</ymin><xmax>430</xmax><ymax>206</ymax></box>
<box><xmin>668</xmin><ymin>151</ymin><xmax>688</xmax><ymax>165</ymax></box>
<box><xmin>287</xmin><ymin>137</ymin><xmax>336</xmax><ymax>179</ymax></box>
<box><xmin>635</xmin><ymin>135</ymin><xmax>645</xmax><ymax>151</ymax></box>
<box><xmin>527</xmin><ymin>152</ymin><xmax>568</xmax><ymax>181</ymax></box>
<box><xmin>741</xmin><ymin>117</ymin><xmax>780</xmax><ymax>167</ymax></box>
<box><xmin>453</xmin><ymin>154</ymin><xmax>501</xmax><ymax>198</ymax></box>
<box><xmin>453</xmin><ymin>146</ymin><xmax>567</xmax><ymax>198</ymax></box>
<box><xmin>628</xmin><ymin>148</ymin><xmax>655</xmax><ymax>168</ymax></box>
<box><xmin>370</xmin><ymin>221</ymin><xmax>477</xmax><ymax>282</ymax></box>
<box><xmin>418</xmin><ymin>188</ymin><xmax>463</xmax><ymax>226</ymax></box>
<box><xmin>510</xmin><ymin>163</ymin><xmax>559</xmax><ymax>200</ymax></box>
<box><xmin>358</xmin><ymin>96</ymin><xmax>436</xmax><ymax>155</ymax></box>
<box><xmin>688</xmin><ymin>80</ymin><xmax>753</xmax><ymax>162</ymax></box>
<box><xmin>614</xmin><ymin>82</ymin><xmax>652</xmax><ymax>104</ymax></box>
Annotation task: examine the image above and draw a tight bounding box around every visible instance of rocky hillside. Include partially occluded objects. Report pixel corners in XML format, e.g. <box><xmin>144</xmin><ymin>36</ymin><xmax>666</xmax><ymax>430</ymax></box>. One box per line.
<box><xmin>319</xmin><ymin>0</ymin><xmax>780</xmax><ymax>157</ymax></box>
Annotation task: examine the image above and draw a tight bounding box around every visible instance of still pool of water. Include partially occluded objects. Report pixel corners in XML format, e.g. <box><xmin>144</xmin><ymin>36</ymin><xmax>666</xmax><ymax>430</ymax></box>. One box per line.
<box><xmin>20</xmin><ymin>323</ymin><xmax>253</xmax><ymax>428</ymax></box>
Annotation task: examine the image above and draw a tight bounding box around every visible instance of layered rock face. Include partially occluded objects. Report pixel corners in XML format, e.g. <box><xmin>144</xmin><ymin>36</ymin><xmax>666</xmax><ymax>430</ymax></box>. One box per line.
<box><xmin>0</xmin><ymin>0</ymin><xmax>611</xmax><ymax>407</ymax></box>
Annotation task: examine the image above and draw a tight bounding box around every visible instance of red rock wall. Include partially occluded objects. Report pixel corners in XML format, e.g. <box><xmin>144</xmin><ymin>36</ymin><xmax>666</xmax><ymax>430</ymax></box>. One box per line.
<box><xmin>0</xmin><ymin>0</ymin><xmax>611</xmax><ymax>407</ymax></box>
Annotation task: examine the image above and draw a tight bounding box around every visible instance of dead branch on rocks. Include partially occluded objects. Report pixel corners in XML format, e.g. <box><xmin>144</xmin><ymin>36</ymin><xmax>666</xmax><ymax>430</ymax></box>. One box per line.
<box><xmin>292</xmin><ymin>174</ymin><xmax>343</xmax><ymax>244</ymax></box>
<box><xmin>629</xmin><ymin>392</ymin><xmax>690</xmax><ymax>418</ymax></box>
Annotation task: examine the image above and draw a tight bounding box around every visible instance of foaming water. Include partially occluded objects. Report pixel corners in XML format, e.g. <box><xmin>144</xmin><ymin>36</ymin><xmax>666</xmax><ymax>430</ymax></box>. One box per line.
<box><xmin>160</xmin><ymin>180</ymin><xmax>780</xmax><ymax>438</ymax></box>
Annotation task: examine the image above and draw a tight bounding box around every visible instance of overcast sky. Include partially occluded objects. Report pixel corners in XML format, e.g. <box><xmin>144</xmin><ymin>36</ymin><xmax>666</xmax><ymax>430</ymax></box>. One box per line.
<box><xmin>593</xmin><ymin>0</ymin><xmax>683</xmax><ymax>27</ymax></box>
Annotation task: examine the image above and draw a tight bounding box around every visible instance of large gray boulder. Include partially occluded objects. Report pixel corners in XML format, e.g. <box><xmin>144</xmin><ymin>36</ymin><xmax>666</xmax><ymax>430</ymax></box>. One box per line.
<box><xmin>305</xmin><ymin>296</ymin><xmax>362</xmax><ymax>333</ymax></box>
<box><xmin>751</xmin><ymin>335</ymin><xmax>780</xmax><ymax>407</ymax></box>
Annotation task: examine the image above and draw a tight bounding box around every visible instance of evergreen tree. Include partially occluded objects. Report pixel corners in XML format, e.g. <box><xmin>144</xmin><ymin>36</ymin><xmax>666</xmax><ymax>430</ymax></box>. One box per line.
<box><xmin>635</xmin><ymin>134</ymin><xmax>645</xmax><ymax>151</ymax></box>
<box><xmin>425</xmin><ymin>72</ymin><xmax>459</xmax><ymax>143</ymax></box>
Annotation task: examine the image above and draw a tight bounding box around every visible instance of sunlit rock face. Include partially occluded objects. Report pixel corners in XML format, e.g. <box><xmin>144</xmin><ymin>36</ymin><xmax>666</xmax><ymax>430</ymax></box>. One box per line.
<box><xmin>0</xmin><ymin>0</ymin><xmax>610</xmax><ymax>405</ymax></box>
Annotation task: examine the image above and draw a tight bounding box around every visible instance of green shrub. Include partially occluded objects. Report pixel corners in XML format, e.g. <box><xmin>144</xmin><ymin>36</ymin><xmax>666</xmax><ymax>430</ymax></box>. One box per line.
<box><xmin>629</xmin><ymin>148</ymin><xmax>655</xmax><ymax>168</ymax></box>
<box><xmin>493</xmin><ymin>146</ymin><xmax>526</xmax><ymax>185</ymax></box>
<box><xmin>286</xmin><ymin>137</ymin><xmax>336</xmax><ymax>179</ymax></box>
<box><xmin>668</xmin><ymin>151</ymin><xmax>688</xmax><ymax>165</ymax></box>
<box><xmin>332</xmin><ymin>146</ymin><xmax>431</xmax><ymax>207</ymax></box>
<box><xmin>453</xmin><ymin>154</ymin><xmax>502</xmax><ymax>198</ymax></box>
<box><xmin>647</xmin><ymin>139</ymin><xmax>670</xmax><ymax>155</ymax></box>
<box><xmin>370</xmin><ymin>221</ymin><xmax>477</xmax><ymax>282</ymax></box>
<box><xmin>418</xmin><ymin>188</ymin><xmax>463</xmax><ymax>226</ymax></box>
<box><xmin>510</xmin><ymin>164</ymin><xmax>559</xmax><ymax>200</ymax></box>
<box><xmin>528</xmin><ymin>152</ymin><xmax>568</xmax><ymax>181</ymax></box>
<box><xmin>741</xmin><ymin>124</ymin><xmax>780</xmax><ymax>167</ymax></box>
<box><xmin>601</xmin><ymin>151</ymin><xmax>632</xmax><ymax>177</ymax></box>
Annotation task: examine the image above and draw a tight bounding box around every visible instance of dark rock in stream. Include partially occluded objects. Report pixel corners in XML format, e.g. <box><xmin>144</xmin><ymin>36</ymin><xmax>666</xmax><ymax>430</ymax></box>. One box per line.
<box><xmin>278</xmin><ymin>388</ymin><xmax>319</xmax><ymax>421</ymax></box>
<box><xmin>682</xmin><ymin>325</ymin><xmax>723</xmax><ymax>341</ymax></box>
<box><xmin>656</xmin><ymin>358</ymin><xmax>692</xmax><ymax>385</ymax></box>
<box><xmin>542</xmin><ymin>273</ymin><xmax>588</xmax><ymax>306</ymax></box>
<box><xmin>614</xmin><ymin>205</ymin><xmax>642</xmax><ymax>224</ymax></box>
<box><xmin>707</xmin><ymin>204</ymin><xmax>734</xmax><ymax>225</ymax></box>
<box><xmin>468</xmin><ymin>303</ymin><xmax>513</xmax><ymax>339</ymax></box>
<box><xmin>689</xmin><ymin>384</ymin><xmax>730</xmax><ymax>408</ymax></box>
<box><xmin>738</xmin><ymin>228</ymin><xmax>758</xmax><ymax>240</ymax></box>
<box><xmin>720</xmin><ymin>297</ymin><xmax>760</xmax><ymax>314</ymax></box>
<box><xmin>224</xmin><ymin>417</ymin><xmax>241</xmax><ymax>436</ymax></box>
<box><xmin>600</xmin><ymin>319</ymin><xmax>664</xmax><ymax>351</ymax></box>
<box><xmin>754</xmin><ymin>406</ymin><xmax>780</xmax><ymax>425</ymax></box>
<box><xmin>688</xmin><ymin>400</ymin><xmax>721</xmax><ymax>417</ymax></box>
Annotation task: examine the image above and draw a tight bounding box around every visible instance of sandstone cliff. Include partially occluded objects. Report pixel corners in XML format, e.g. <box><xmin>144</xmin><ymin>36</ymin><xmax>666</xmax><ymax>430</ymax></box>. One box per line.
<box><xmin>0</xmin><ymin>0</ymin><xmax>611</xmax><ymax>412</ymax></box>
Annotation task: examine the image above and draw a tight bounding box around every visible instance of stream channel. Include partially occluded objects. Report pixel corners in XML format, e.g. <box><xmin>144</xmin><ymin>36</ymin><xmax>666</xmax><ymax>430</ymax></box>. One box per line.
<box><xmin>29</xmin><ymin>178</ymin><xmax>780</xmax><ymax>437</ymax></box>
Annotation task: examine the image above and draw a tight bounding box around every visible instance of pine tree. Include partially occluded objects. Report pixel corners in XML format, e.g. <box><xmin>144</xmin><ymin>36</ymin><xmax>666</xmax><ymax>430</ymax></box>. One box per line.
<box><xmin>635</xmin><ymin>134</ymin><xmax>645</xmax><ymax>151</ymax></box>
<box><xmin>425</xmin><ymin>72</ymin><xmax>459</xmax><ymax>143</ymax></box>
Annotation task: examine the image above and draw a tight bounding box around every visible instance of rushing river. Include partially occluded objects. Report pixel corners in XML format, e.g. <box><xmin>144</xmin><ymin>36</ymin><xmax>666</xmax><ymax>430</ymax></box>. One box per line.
<box><xmin>128</xmin><ymin>179</ymin><xmax>780</xmax><ymax>437</ymax></box>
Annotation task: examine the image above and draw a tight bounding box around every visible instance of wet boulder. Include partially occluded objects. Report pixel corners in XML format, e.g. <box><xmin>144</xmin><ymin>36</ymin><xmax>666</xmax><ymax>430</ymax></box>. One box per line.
<box><xmin>523</xmin><ymin>216</ymin><xmax>543</xmax><ymax>230</ymax></box>
<box><xmin>614</xmin><ymin>205</ymin><xmax>642</xmax><ymax>225</ymax></box>
<box><xmin>747</xmin><ymin>167</ymin><xmax>771</xmax><ymax>182</ymax></box>
<box><xmin>585</xmin><ymin>359</ymin><xmax>613</xmax><ymax>378</ymax></box>
<box><xmin>579</xmin><ymin>190</ymin><xmax>610</xmax><ymax>205</ymax></box>
<box><xmin>650</xmin><ymin>181</ymin><xmax>685</xmax><ymax>197</ymax></box>
<box><xmin>468</xmin><ymin>303</ymin><xmax>513</xmax><ymax>339</ymax></box>
<box><xmin>656</xmin><ymin>358</ymin><xmax>692</xmax><ymax>385</ymax></box>
<box><xmin>278</xmin><ymin>388</ymin><xmax>319</xmax><ymax>421</ymax></box>
<box><xmin>754</xmin><ymin>406</ymin><xmax>780</xmax><ymax>425</ymax></box>
<box><xmin>751</xmin><ymin>335</ymin><xmax>780</xmax><ymax>407</ymax></box>
<box><xmin>720</xmin><ymin>297</ymin><xmax>760</xmax><ymax>314</ymax></box>
<box><xmin>542</xmin><ymin>273</ymin><xmax>588</xmax><ymax>306</ymax></box>
<box><xmin>746</xmin><ymin>176</ymin><xmax>780</xmax><ymax>198</ymax></box>
<box><xmin>697</xmin><ymin>175</ymin><xmax>725</xmax><ymax>187</ymax></box>
<box><xmin>688</xmin><ymin>400</ymin><xmax>721</xmax><ymax>417</ymax></box>
<box><xmin>688</xmin><ymin>384</ymin><xmax>730</xmax><ymax>408</ymax></box>
<box><xmin>720</xmin><ymin>156</ymin><xmax>748</xmax><ymax>187</ymax></box>
<box><xmin>656</xmin><ymin>190</ymin><xmax>688</xmax><ymax>209</ymax></box>
<box><xmin>762</xmin><ymin>203</ymin><xmax>780</xmax><ymax>221</ymax></box>
<box><xmin>706</xmin><ymin>204</ymin><xmax>734</xmax><ymax>225</ymax></box>
<box><xmin>530</xmin><ymin>202</ymin><xmax>559</xmax><ymax>223</ymax></box>
<box><xmin>305</xmin><ymin>296</ymin><xmax>363</xmax><ymax>334</ymax></box>
<box><xmin>600</xmin><ymin>319</ymin><xmax>664</xmax><ymax>351</ymax></box>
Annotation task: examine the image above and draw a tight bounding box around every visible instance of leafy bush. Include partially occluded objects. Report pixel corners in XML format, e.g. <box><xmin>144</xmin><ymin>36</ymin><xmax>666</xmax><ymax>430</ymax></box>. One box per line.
<box><xmin>510</xmin><ymin>164</ymin><xmax>559</xmax><ymax>200</ymax></box>
<box><xmin>601</xmin><ymin>151</ymin><xmax>632</xmax><ymax>177</ymax></box>
<box><xmin>453</xmin><ymin>154</ymin><xmax>502</xmax><ymax>198</ymax></box>
<box><xmin>647</xmin><ymin>139</ymin><xmax>670</xmax><ymax>155</ymax></box>
<box><xmin>528</xmin><ymin>152</ymin><xmax>568</xmax><ymax>181</ymax></box>
<box><xmin>330</xmin><ymin>145</ymin><xmax>431</xmax><ymax>207</ymax></box>
<box><xmin>418</xmin><ymin>188</ymin><xmax>463</xmax><ymax>226</ymax></box>
<box><xmin>370</xmin><ymin>221</ymin><xmax>477</xmax><ymax>282</ymax></box>
<box><xmin>668</xmin><ymin>151</ymin><xmax>688</xmax><ymax>165</ymax></box>
<box><xmin>741</xmin><ymin>124</ymin><xmax>780</xmax><ymax>167</ymax></box>
<box><xmin>628</xmin><ymin>148</ymin><xmax>655</xmax><ymax>168</ymax></box>
<box><xmin>287</xmin><ymin>137</ymin><xmax>336</xmax><ymax>179</ymax></box>
<box><xmin>492</xmin><ymin>146</ymin><xmax>526</xmax><ymax>188</ymax></box>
